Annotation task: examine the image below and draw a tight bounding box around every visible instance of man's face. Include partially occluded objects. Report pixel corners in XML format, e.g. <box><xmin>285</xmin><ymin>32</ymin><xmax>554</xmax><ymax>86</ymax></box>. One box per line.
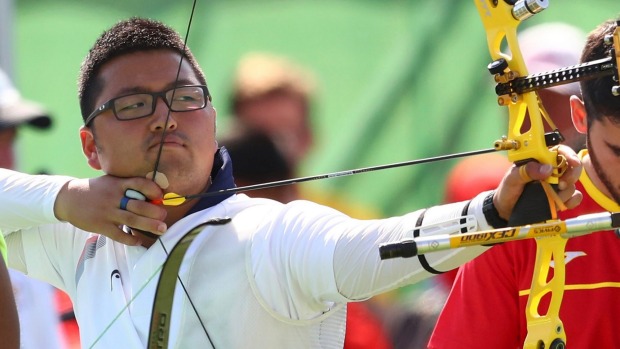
<box><xmin>236</xmin><ymin>92</ymin><xmax>312</xmax><ymax>166</ymax></box>
<box><xmin>0</xmin><ymin>127</ymin><xmax>16</xmax><ymax>169</ymax></box>
<box><xmin>80</xmin><ymin>49</ymin><xmax>217</xmax><ymax>196</ymax></box>
<box><xmin>587</xmin><ymin>116</ymin><xmax>620</xmax><ymax>203</ymax></box>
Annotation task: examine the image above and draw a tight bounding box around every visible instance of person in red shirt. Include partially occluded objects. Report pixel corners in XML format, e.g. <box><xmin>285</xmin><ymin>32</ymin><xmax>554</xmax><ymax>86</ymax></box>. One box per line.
<box><xmin>429</xmin><ymin>19</ymin><xmax>620</xmax><ymax>349</ymax></box>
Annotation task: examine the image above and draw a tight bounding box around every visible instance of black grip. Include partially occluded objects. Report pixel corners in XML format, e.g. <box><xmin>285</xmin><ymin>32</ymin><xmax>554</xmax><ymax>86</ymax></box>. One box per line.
<box><xmin>379</xmin><ymin>240</ymin><xmax>418</xmax><ymax>260</ymax></box>
<box><xmin>508</xmin><ymin>181</ymin><xmax>555</xmax><ymax>226</ymax></box>
<box><xmin>610</xmin><ymin>212</ymin><xmax>620</xmax><ymax>228</ymax></box>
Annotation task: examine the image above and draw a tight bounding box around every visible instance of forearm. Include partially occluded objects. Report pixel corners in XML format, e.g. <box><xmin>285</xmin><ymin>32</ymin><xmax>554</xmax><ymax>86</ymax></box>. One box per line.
<box><xmin>0</xmin><ymin>169</ymin><xmax>73</xmax><ymax>233</ymax></box>
<box><xmin>333</xmin><ymin>191</ymin><xmax>492</xmax><ymax>300</ymax></box>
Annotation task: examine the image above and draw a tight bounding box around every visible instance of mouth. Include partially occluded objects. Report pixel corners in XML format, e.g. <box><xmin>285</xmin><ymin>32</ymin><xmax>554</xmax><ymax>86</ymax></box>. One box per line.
<box><xmin>149</xmin><ymin>135</ymin><xmax>185</xmax><ymax>150</ymax></box>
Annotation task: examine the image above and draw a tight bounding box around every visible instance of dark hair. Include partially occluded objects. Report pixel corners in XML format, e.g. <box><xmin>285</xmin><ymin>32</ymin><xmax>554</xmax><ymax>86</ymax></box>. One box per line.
<box><xmin>579</xmin><ymin>19</ymin><xmax>620</xmax><ymax>126</ymax></box>
<box><xmin>78</xmin><ymin>17</ymin><xmax>206</xmax><ymax>122</ymax></box>
<box><xmin>228</xmin><ymin>53</ymin><xmax>315</xmax><ymax>118</ymax></box>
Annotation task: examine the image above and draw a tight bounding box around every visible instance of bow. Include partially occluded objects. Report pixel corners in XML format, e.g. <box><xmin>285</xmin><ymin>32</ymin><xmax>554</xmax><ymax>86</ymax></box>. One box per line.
<box><xmin>381</xmin><ymin>2</ymin><xmax>619</xmax><ymax>349</ymax></box>
<box><xmin>474</xmin><ymin>1</ymin><xmax>570</xmax><ymax>347</ymax></box>
<box><xmin>476</xmin><ymin>2</ymin><xmax>620</xmax><ymax>348</ymax></box>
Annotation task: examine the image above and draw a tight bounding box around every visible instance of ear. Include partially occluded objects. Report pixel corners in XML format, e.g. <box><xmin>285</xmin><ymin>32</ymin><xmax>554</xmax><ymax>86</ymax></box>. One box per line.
<box><xmin>570</xmin><ymin>95</ymin><xmax>587</xmax><ymax>134</ymax></box>
<box><xmin>79</xmin><ymin>126</ymin><xmax>102</xmax><ymax>170</ymax></box>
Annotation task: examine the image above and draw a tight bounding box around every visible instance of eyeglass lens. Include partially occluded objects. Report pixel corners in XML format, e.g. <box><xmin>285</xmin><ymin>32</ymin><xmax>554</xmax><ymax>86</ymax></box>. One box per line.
<box><xmin>114</xmin><ymin>86</ymin><xmax>207</xmax><ymax>120</ymax></box>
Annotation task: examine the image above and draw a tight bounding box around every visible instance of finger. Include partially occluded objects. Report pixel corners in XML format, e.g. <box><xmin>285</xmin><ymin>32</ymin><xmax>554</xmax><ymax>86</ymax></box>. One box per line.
<box><xmin>119</xmin><ymin>209</ymin><xmax>167</xmax><ymax>236</ymax></box>
<box><xmin>518</xmin><ymin>165</ymin><xmax>533</xmax><ymax>183</ymax></box>
<box><xmin>119</xmin><ymin>196</ymin><xmax>131</xmax><ymax>211</ymax></box>
<box><xmin>555</xmin><ymin>183</ymin><xmax>582</xmax><ymax>207</ymax></box>
<box><xmin>562</xmin><ymin>190</ymin><xmax>583</xmax><ymax>210</ymax></box>
<box><xmin>115</xmin><ymin>193</ymin><xmax>167</xmax><ymax>236</ymax></box>
<box><xmin>557</xmin><ymin>163</ymin><xmax>583</xmax><ymax>191</ymax></box>
<box><xmin>558</xmin><ymin>168</ymin><xmax>582</xmax><ymax>191</ymax></box>
<box><xmin>121</xmin><ymin>198</ymin><xmax>167</xmax><ymax>222</ymax></box>
<box><xmin>522</xmin><ymin>162</ymin><xmax>553</xmax><ymax>182</ymax></box>
<box><xmin>104</xmin><ymin>225</ymin><xmax>141</xmax><ymax>246</ymax></box>
<box><xmin>556</xmin><ymin>145</ymin><xmax>581</xmax><ymax>167</ymax></box>
<box><xmin>121</xmin><ymin>178</ymin><xmax>164</xmax><ymax>202</ymax></box>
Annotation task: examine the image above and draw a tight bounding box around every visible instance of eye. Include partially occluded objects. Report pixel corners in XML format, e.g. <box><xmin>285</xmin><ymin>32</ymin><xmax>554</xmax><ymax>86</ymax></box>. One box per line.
<box><xmin>114</xmin><ymin>94</ymin><xmax>151</xmax><ymax>117</ymax></box>
<box><xmin>611</xmin><ymin>146</ymin><xmax>620</xmax><ymax>157</ymax></box>
<box><xmin>174</xmin><ymin>94</ymin><xmax>199</xmax><ymax>102</ymax></box>
<box><xmin>173</xmin><ymin>88</ymin><xmax>202</xmax><ymax>102</ymax></box>
<box><xmin>169</xmin><ymin>87</ymin><xmax>205</xmax><ymax>110</ymax></box>
<box><xmin>118</xmin><ymin>101</ymin><xmax>146</xmax><ymax>111</ymax></box>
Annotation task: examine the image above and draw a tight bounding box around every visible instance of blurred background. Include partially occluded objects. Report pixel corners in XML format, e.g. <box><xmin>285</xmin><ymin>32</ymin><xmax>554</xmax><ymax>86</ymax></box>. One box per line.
<box><xmin>2</xmin><ymin>0</ymin><xmax>617</xmax><ymax>217</ymax></box>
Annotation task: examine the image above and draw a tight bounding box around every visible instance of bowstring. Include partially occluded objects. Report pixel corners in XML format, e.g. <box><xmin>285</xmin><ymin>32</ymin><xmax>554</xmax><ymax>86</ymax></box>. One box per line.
<box><xmin>149</xmin><ymin>0</ymin><xmax>213</xmax><ymax>345</ymax></box>
<box><xmin>90</xmin><ymin>0</ymin><xmax>213</xmax><ymax>347</ymax></box>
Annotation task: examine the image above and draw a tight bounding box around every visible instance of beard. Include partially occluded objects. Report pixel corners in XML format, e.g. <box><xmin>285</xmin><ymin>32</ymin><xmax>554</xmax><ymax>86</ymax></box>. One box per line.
<box><xmin>588</xmin><ymin>136</ymin><xmax>620</xmax><ymax>204</ymax></box>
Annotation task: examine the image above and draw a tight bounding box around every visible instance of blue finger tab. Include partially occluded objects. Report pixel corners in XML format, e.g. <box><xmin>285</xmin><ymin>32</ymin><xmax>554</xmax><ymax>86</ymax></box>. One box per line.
<box><xmin>120</xmin><ymin>196</ymin><xmax>131</xmax><ymax>211</ymax></box>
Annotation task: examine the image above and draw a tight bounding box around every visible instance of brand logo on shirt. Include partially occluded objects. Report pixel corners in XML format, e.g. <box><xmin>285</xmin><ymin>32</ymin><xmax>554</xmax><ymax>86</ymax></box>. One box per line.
<box><xmin>110</xmin><ymin>269</ymin><xmax>121</xmax><ymax>291</ymax></box>
<box><xmin>549</xmin><ymin>251</ymin><xmax>587</xmax><ymax>268</ymax></box>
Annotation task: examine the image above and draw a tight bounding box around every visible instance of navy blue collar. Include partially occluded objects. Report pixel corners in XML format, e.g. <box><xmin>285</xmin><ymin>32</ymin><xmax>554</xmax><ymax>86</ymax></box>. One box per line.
<box><xmin>185</xmin><ymin>147</ymin><xmax>236</xmax><ymax>216</ymax></box>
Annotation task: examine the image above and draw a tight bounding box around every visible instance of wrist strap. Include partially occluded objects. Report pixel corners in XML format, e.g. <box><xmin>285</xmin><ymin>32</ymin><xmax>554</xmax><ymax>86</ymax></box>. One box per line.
<box><xmin>482</xmin><ymin>191</ymin><xmax>508</xmax><ymax>228</ymax></box>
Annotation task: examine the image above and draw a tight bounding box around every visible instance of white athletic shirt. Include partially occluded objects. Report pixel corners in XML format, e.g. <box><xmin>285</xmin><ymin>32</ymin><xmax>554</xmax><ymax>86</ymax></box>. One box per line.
<box><xmin>0</xmin><ymin>168</ymin><xmax>492</xmax><ymax>348</ymax></box>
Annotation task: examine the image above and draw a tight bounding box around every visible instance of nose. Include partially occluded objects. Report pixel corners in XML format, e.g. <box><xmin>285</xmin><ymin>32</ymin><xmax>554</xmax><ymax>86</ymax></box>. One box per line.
<box><xmin>150</xmin><ymin>95</ymin><xmax>178</xmax><ymax>132</ymax></box>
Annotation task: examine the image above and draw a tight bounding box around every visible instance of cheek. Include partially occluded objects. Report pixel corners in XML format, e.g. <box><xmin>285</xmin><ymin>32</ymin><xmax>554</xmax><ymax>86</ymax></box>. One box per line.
<box><xmin>591</xmin><ymin>146</ymin><xmax>620</xmax><ymax>179</ymax></box>
<box><xmin>93</xmin><ymin>131</ymin><xmax>146</xmax><ymax>174</ymax></box>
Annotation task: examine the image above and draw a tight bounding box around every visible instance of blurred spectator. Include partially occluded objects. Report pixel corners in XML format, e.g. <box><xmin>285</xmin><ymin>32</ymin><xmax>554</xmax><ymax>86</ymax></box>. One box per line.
<box><xmin>229</xmin><ymin>52</ymin><xmax>377</xmax><ymax>219</ymax></box>
<box><xmin>519</xmin><ymin>22</ymin><xmax>587</xmax><ymax>151</ymax></box>
<box><xmin>225</xmin><ymin>52</ymin><xmax>391</xmax><ymax>349</ymax></box>
<box><xmin>0</xmin><ymin>67</ymin><xmax>72</xmax><ymax>349</ymax></box>
<box><xmin>230</xmin><ymin>52</ymin><xmax>315</xmax><ymax>167</ymax></box>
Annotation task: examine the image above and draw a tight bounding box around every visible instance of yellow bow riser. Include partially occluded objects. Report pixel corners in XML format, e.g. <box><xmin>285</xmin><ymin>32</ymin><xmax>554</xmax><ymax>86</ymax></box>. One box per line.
<box><xmin>382</xmin><ymin>3</ymin><xmax>619</xmax><ymax>348</ymax></box>
<box><xmin>475</xmin><ymin>1</ymin><xmax>565</xmax><ymax>348</ymax></box>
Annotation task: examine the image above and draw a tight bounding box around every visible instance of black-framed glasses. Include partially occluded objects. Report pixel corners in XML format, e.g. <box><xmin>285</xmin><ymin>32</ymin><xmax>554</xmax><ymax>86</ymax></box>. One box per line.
<box><xmin>84</xmin><ymin>85</ymin><xmax>211</xmax><ymax>125</ymax></box>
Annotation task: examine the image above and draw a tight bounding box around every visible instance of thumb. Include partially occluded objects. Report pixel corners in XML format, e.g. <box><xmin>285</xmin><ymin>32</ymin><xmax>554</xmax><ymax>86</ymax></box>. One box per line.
<box><xmin>519</xmin><ymin>162</ymin><xmax>553</xmax><ymax>183</ymax></box>
<box><xmin>494</xmin><ymin>162</ymin><xmax>553</xmax><ymax>220</ymax></box>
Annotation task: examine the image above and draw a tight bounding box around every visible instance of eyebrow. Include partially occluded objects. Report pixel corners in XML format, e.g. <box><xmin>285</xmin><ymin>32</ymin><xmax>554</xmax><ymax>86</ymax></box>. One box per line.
<box><xmin>113</xmin><ymin>79</ymin><xmax>200</xmax><ymax>96</ymax></box>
